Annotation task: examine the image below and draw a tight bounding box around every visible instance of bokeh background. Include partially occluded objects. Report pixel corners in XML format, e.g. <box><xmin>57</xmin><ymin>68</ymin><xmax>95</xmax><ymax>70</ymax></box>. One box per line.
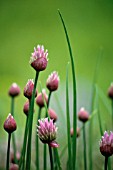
<box><xmin>0</xmin><ymin>0</ymin><xmax>113</xmax><ymax>169</ymax></box>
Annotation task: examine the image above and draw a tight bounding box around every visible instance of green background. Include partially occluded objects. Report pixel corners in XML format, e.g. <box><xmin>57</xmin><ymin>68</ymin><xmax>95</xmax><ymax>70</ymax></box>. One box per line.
<box><xmin>0</xmin><ymin>0</ymin><xmax>113</xmax><ymax>169</ymax></box>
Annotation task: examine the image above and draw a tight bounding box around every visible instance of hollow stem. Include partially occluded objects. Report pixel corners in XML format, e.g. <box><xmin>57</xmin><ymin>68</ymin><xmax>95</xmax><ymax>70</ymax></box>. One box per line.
<box><xmin>48</xmin><ymin>145</ymin><xmax>54</xmax><ymax>170</ymax></box>
<box><xmin>112</xmin><ymin>100</ymin><xmax>113</xmax><ymax>129</ymax></box>
<box><xmin>6</xmin><ymin>133</ymin><xmax>11</xmax><ymax>170</ymax></box>
<box><xmin>26</xmin><ymin>71</ymin><xmax>39</xmax><ymax>170</ymax></box>
<box><xmin>11</xmin><ymin>96</ymin><xmax>17</xmax><ymax>163</ymax></box>
<box><xmin>105</xmin><ymin>156</ymin><xmax>108</xmax><ymax>170</ymax></box>
<box><xmin>83</xmin><ymin>124</ymin><xmax>87</xmax><ymax>170</ymax></box>
<box><xmin>36</xmin><ymin>107</ymin><xmax>41</xmax><ymax>170</ymax></box>
<box><xmin>19</xmin><ymin>116</ymin><xmax>29</xmax><ymax>170</ymax></box>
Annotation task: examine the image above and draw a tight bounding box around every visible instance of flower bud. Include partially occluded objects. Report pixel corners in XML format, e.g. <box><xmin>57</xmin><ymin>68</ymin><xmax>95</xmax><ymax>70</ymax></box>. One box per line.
<box><xmin>23</xmin><ymin>100</ymin><xmax>30</xmax><ymax>116</ymax></box>
<box><xmin>70</xmin><ymin>127</ymin><xmax>80</xmax><ymax>138</ymax></box>
<box><xmin>23</xmin><ymin>79</ymin><xmax>37</xmax><ymax>99</ymax></box>
<box><xmin>30</xmin><ymin>45</ymin><xmax>48</xmax><ymax>71</ymax></box>
<box><xmin>108</xmin><ymin>83</ymin><xmax>113</xmax><ymax>99</ymax></box>
<box><xmin>8</xmin><ymin>83</ymin><xmax>20</xmax><ymax>97</ymax></box>
<box><xmin>99</xmin><ymin>131</ymin><xmax>113</xmax><ymax>157</ymax></box>
<box><xmin>48</xmin><ymin>108</ymin><xmax>57</xmax><ymax>122</ymax></box>
<box><xmin>36</xmin><ymin>89</ymin><xmax>48</xmax><ymax>108</ymax></box>
<box><xmin>78</xmin><ymin>107</ymin><xmax>89</xmax><ymax>123</ymax></box>
<box><xmin>46</xmin><ymin>71</ymin><xmax>60</xmax><ymax>91</ymax></box>
<box><xmin>3</xmin><ymin>114</ymin><xmax>17</xmax><ymax>133</ymax></box>
<box><xmin>10</xmin><ymin>151</ymin><xmax>20</xmax><ymax>163</ymax></box>
<box><xmin>9</xmin><ymin>164</ymin><xmax>18</xmax><ymax>170</ymax></box>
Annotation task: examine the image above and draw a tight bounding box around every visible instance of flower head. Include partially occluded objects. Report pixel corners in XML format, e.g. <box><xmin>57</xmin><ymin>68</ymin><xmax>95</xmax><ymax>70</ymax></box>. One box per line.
<box><xmin>108</xmin><ymin>83</ymin><xmax>113</xmax><ymax>99</ymax></box>
<box><xmin>23</xmin><ymin>100</ymin><xmax>30</xmax><ymax>116</ymax></box>
<box><xmin>37</xmin><ymin>118</ymin><xmax>59</xmax><ymax>147</ymax></box>
<box><xmin>23</xmin><ymin>79</ymin><xmax>37</xmax><ymax>99</ymax></box>
<box><xmin>78</xmin><ymin>107</ymin><xmax>89</xmax><ymax>123</ymax></box>
<box><xmin>8</xmin><ymin>83</ymin><xmax>20</xmax><ymax>97</ymax></box>
<box><xmin>30</xmin><ymin>45</ymin><xmax>48</xmax><ymax>71</ymax></box>
<box><xmin>46</xmin><ymin>71</ymin><xmax>60</xmax><ymax>91</ymax></box>
<box><xmin>48</xmin><ymin>108</ymin><xmax>57</xmax><ymax>122</ymax></box>
<box><xmin>3</xmin><ymin>113</ymin><xmax>17</xmax><ymax>133</ymax></box>
<box><xmin>70</xmin><ymin>127</ymin><xmax>80</xmax><ymax>138</ymax></box>
<box><xmin>36</xmin><ymin>89</ymin><xmax>48</xmax><ymax>108</ymax></box>
<box><xmin>99</xmin><ymin>131</ymin><xmax>113</xmax><ymax>157</ymax></box>
<box><xmin>9</xmin><ymin>164</ymin><xmax>19</xmax><ymax>170</ymax></box>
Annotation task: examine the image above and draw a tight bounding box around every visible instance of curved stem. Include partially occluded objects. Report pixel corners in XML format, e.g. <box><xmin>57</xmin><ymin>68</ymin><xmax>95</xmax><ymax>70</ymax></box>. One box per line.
<box><xmin>83</xmin><ymin>124</ymin><xmax>87</xmax><ymax>170</ymax></box>
<box><xmin>105</xmin><ymin>157</ymin><xmax>108</xmax><ymax>170</ymax></box>
<box><xmin>6</xmin><ymin>133</ymin><xmax>11</xmax><ymax>170</ymax></box>
<box><xmin>36</xmin><ymin>107</ymin><xmax>41</xmax><ymax>170</ymax></box>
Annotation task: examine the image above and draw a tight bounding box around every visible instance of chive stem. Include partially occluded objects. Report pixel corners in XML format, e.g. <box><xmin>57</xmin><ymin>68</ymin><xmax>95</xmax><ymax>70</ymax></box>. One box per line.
<box><xmin>6</xmin><ymin>133</ymin><xmax>11</xmax><ymax>170</ymax></box>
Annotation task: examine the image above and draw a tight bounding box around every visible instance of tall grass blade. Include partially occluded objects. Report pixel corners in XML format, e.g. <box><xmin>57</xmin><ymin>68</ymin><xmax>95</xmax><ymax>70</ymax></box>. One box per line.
<box><xmin>88</xmin><ymin>49</ymin><xmax>103</xmax><ymax>170</ymax></box>
<box><xmin>58</xmin><ymin>10</ymin><xmax>77</xmax><ymax>170</ymax></box>
<box><xmin>66</xmin><ymin>63</ymin><xmax>72</xmax><ymax>169</ymax></box>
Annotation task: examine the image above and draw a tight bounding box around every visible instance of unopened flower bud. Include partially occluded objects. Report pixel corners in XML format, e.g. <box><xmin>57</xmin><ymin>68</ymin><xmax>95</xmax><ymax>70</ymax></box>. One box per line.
<box><xmin>23</xmin><ymin>100</ymin><xmax>30</xmax><ymax>116</ymax></box>
<box><xmin>70</xmin><ymin>127</ymin><xmax>80</xmax><ymax>138</ymax></box>
<box><xmin>30</xmin><ymin>45</ymin><xmax>48</xmax><ymax>71</ymax></box>
<box><xmin>99</xmin><ymin>131</ymin><xmax>113</xmax><ymax>157</ymax></box>
<box><xmin>46</xmin><ymin>71</ymin><xmax>60</xmax><ymax>91</ymax></box>
<box><xmin>48</xmin><ymin>108</ymin><xmax>57</xmax><ymax>122</ymax></box>
<box><xmin>9</xmin><ymin>164</ymin><xmax>18</xmax><ymax>170</ymax></box>
<box><xmin>78</xmin><ymin>107</ymin><xmax>89</xmax><ymax>123</ymax></box>
<box><xmin>108</xmin><ymin>83</ymin><xmax>113</xmax><ymax>99</ymax></box>
<box><xmin>10</xmin><ymin>151</ymin><xmax>20</xmax><ymax>163</ymax></box>
<box><xmin>8</xmin><ymin>83</ymin><xmax>20</xmax><ymax>97</ymax></box>
<box><xmin>36</xmin><ymin>89</ymin><xmax>48</xmax><ymax>108</ymax></box>
<box><xmin>23</xmin><ymin>79</ymin><xmax>37</xmax><ymax>99</ymax></box>
<box><xmin>4</xmin><ymin>114</ymin><xmax>17</xmax><ymax>133</ymax></box>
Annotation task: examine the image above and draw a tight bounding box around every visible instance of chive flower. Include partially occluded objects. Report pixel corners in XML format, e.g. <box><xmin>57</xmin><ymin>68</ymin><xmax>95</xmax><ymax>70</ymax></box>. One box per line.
<box><xmin>37</xmin><ymin>118</ymin><xmax>59</xmax><ymax>148</ymax></box>
<box><xmin>8</xmin><ymin>83</ymin><xmax>20</xmax><ymax>97</ymax></box>
<box><xmin>36</xmin><ymin>89</ymin><xmax>48</xmax><ymax>108</ymax></box>
<box><xmin>23</xmin><ymin>79</ymin><xmax>37</xmax><ymax>99</ymax></box>
<box><xmin>46</xmin><ymin>71</ymin><xmax>60</xmax><ymax>92</ymax></box>
<box><xmin>70</xmin><ymin>127</ymin><xmax>80</xmax><ymax>138</ymax></box>
<box><xmin>99</xmin><ymin>131</ymin><xmax>113</xmax><ymax>157</ymax></box>
<box><xmin>78</xmin><ymin>107</ymin><xmax>89</xmax><ymax>123</ymax></box>
<box><xmin>48</xmin><ymin>108</ymin><xmax>58</xmax><ymax>122</ymax></box>
<box><xmin>108</xmin><ymin>83</ymin><xmax>113</xmax><ymax>99</ymax></box>
<box><xmin>30</xmin><ymin>45</ymin><xmax>48</xmax><ymax>71</ymax></box>
<box><xmin>3</xmin><ymin>113</ymin><xmax>17</xmax><ymax>133</ymax></box>
<box><xmin>9</xmin><ymin>163</ymin><xmax>19</xmax><ymax>170</ymax></box>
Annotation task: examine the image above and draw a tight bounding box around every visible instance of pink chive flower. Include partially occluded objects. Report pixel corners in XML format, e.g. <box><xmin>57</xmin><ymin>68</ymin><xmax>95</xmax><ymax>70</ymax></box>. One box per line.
<box><xmin>23</xmin><ymin>79</ymin><xmax>37</xmax><ymax>99</ymax></box>
<box><xmin>23</xmin><ymin>100</ymin><xmax>30</xmax><ymax>116</ymax></box>
<box><xmin>8</xmin><ymin>83</ymin><xmax>20</xmax><ymax>97</ymax></box>
<box><xmin>108</xmin><ymin>83</ymin><xmax>113</xmax><ymax>99</ymax></box>
<box><xmin>46</xmin><ymin>71</ymin><xmax>60</xmax><ymax>91</ymax></box>
<box><xmin>30</xmin><ymin>45</ymin><xmax>48</xmax><ymax>71</ymax></box>
<box><xmin>78</xmin><ymin>107</ymin><xmax>89</xmax><ymax>123</ymax></box>
<box><xmin>9</xmin><ymin>164</ymin><xmax>19</xmax><ymax>170</ymax></box>
<box><xmin>48</xmin><ymin>108</ymin><xmax>58</xmax><ymax>122</ymax></box>
<box><xmin>37</xmin><ymin>118</ymin><xmax>59</xmax><ymax>148</ymax></box>
<box><xmin>99</xmin><ymin>131</ymin><xmax>113</xmax><ymax>157</ymax></box>
<box><xmin>70</xmin><ymin>127</ymin><xmax>80</xmax><ymax>138</ymax></box>
<box><xmin>3</xmin><ymin>113</ymin><xmax>17</xmax><ymax>133</ymax></box>
<box><xmin>36</xmin><ymin>89</ymin><xmax>48</xmax><ymax>108</ymax></box>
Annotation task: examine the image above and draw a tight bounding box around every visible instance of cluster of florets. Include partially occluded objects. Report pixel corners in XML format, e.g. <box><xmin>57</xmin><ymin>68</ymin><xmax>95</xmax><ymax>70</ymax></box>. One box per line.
<box><xmin>99</xmin><ymin>131</ymin><xmax>113</xmax><ymax>157</ymax></box>
<box><xmin>37</xmin><ymin>118</ymin><xmax>59</xmax><ymax>148</ymax></box>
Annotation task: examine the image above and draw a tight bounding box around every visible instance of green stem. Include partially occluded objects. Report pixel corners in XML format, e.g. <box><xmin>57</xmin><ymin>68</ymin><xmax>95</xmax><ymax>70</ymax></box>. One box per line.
<box><xmin>112</xmin><ymin>100</ymin><xmax>113</xmax><ymax>129</ymax></box>
<box><xmin>36</xmin><ymin>107</ymin><xmax>41</xmax><ymax>170</ymax></box>
<box><xmin>43</xmin><ymin>91</ymin><xmax>52</xmax><ymax>170</ymax></box>
<box><xmin>83</xmin><ymin>124</ymin><xmax>87</xmax><ymax>170</ymax></box>
<box><xmin>11</xmin><ymin>97</ymin><xmax>17</xmax><ymax>163</ymax></box>
<box><xmin>26</xmin><ymin>71</ymin><xmax>39</xmax><ymax>170</ymax></box>
<box><xmin>105</xmin><ymin>157</ymin><xmax>108</xmax><ymax>170</ymax></box>
<box><xmin>6</xmin><ymin>133</ymin><xmax>11</xmax><ymax>170</ymax></box>
<box><xmin>19</xmin><ymin>116</ymin><xmax>29</xmax><ymax>170</ymax></box>
<box><xmin>48</xmin><ymin>145</ymin><xmax>54</xmax><ymax>170</ymax></box>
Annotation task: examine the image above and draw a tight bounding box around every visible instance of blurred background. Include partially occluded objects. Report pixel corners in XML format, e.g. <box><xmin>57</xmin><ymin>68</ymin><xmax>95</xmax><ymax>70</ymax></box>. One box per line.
<box><xmin>0</xmin><ymin>0</ymin><xmax>113</xmax><ymax>169</ymax></box>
